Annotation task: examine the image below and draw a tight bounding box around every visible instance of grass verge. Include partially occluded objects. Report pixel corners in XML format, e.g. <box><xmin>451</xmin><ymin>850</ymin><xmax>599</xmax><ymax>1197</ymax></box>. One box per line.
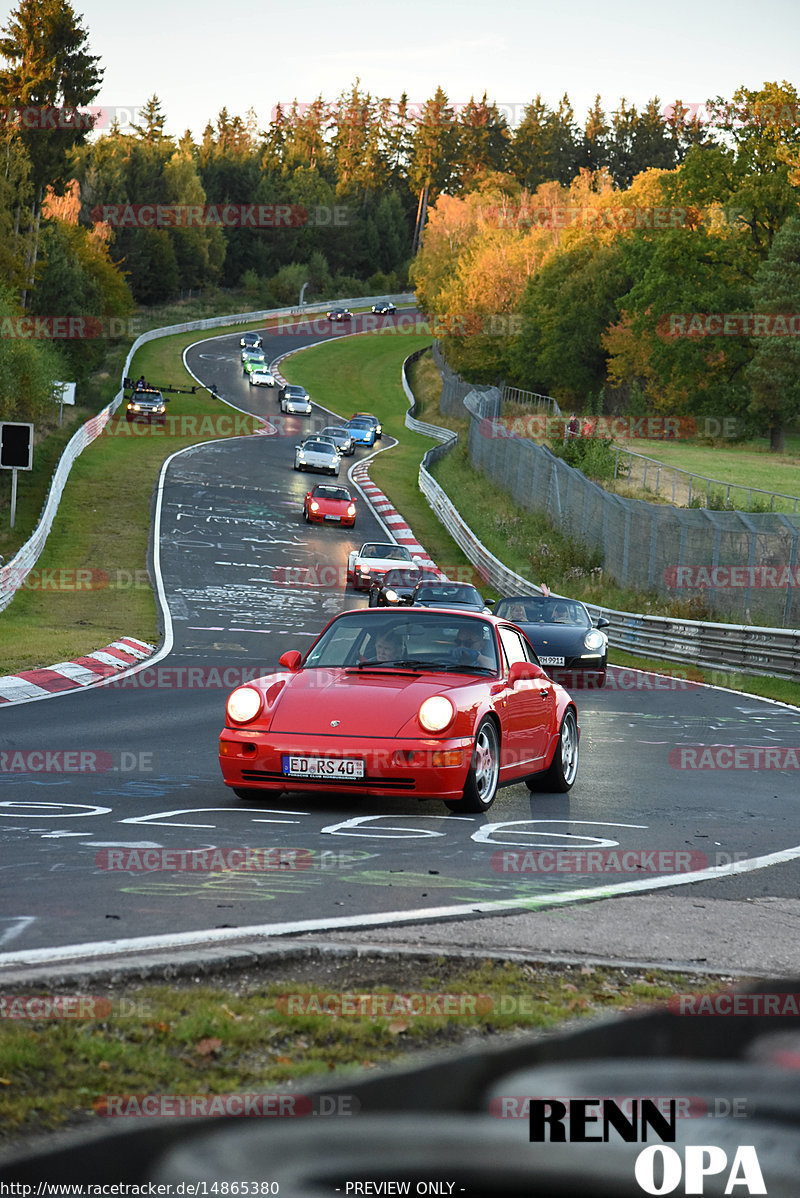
<box><xmin>0</xmin><ymin>957</ymin><xmax>734</xmax><ymax>1149</ymax></box>
<box><xmin>284</xmin><ymin>336</ymin><xmax>799</xmax><ymax>707</ymax></box>
<box><xmin>0</xmin><ymin>328</ymin><xmax>260</xmax><ymax>675</ymax></box>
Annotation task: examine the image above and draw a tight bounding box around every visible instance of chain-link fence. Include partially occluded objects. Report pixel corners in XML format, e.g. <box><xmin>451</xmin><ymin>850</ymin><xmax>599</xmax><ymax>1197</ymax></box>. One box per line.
<box><xmin>432</xmin><ymin>342</ymin><xmax>501</xmax><ymax>419</ymax></box>
<box><xmin>465</xmin><ymin>392</ymin><xmax>800</xmax><ymax>628</ymax></box>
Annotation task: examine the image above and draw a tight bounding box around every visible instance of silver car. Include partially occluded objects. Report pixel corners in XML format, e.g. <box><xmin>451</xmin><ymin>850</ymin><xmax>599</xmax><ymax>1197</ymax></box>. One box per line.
<box><xmin>281</xmin><ymin>385</ymin><xmax>312</xmax><ymax>414</ymax></box>
<box><xmin>319</xmin><ymin>425</ymin><xmax>355</xmax><ymax>455</ymax></box>
<box><xmin>294</xmin><ymin>438</ymin><xmax>341</xmax><ymax>476</ymax></box>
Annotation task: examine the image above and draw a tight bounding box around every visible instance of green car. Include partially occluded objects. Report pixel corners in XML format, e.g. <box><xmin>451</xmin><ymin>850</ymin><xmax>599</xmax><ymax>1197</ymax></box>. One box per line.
<box><xmin>242</xmin><ymin>353</ymin><xmax>267</xmax><ymax>375</ymax></box>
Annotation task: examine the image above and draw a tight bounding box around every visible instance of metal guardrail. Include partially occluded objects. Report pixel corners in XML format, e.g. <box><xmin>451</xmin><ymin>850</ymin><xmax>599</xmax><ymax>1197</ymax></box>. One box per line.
<box><xmin>0</xmin><ymin>293</ymin><xmax>415</xmax><ymax>613</ymax></box>
<box><xmin>502</xmin><ymin>384</ymin><xmax>562</xmax><ymax>417</ymax></box>
<box><xmin>613</xmin><ymin>444</ymin><xmax>800</xmax><ymax>513</ymax></box>
<box><xmin>403</xmin><ymin>350</ymin><xmax>800</xmax><ymax>684</ymax></box>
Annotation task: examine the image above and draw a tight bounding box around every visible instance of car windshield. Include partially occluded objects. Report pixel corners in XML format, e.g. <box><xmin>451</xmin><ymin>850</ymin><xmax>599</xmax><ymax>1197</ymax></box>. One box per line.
<box><xmin>348</xmin><ymin>419</ymin><xmax>372</xmax><ymax>428</ymax></box>
<box><xmin>361</xmin><ymin>545</ymin><xmax>411</xmax><ymax>561</ymax></box>
<box><xmin>313</xmin><ymin>486</ymin><xmax>351</xmax><ymax>501</ymax></box>
<box><xmin>382</xmin><ymin>569</ymin><xmax>421</xmax><ymax>587</ymax></box>
<box><xmin>286</xmin><ymin>386</ymin><xmax>306</xmax><ymax>396</ymax></box>
<box><xmin>322</xmin><ymin>427</ymin><xmax>348</xmax><ymax>438</ymax></box>
<box><xmin>495</xmin><ymin>596</ymin><xmax>589</xmax><ymax>625</ymax></box>
<box><xmin>415</xmin><ymin>584</ymin><xmax>483</xmax><ymax>605</ymax></box>
<box><xmin>303</xmin><ymin>613</ymin><xmax>499</xmax><ymax>674</ymax></box>
<box><xmin>302</xmin><ymin>441</ymin><xmax>334</xmax><ymax>454</ymax></box>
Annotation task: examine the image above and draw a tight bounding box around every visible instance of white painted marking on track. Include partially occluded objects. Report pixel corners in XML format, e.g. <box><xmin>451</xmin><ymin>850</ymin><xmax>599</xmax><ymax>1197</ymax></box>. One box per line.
<box><xmin>5</xmin><ymin>840</ymin><xmax>800</xmax><ymax>968</ymax></box>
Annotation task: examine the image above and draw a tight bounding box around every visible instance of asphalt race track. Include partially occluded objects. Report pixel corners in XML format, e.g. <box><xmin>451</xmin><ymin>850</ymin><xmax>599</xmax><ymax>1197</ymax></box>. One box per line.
<box><xmin>1</xmin><ymin>316</ymin><xmax>799</xmax><ymax>965</ymax></box>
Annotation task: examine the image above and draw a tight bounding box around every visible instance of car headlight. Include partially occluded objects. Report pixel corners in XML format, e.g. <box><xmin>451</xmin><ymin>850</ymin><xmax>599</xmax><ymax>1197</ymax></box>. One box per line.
<box><xmin>346</xmin><ymin>503</ymin><xmax>356</xmax><ymax>516</ymax></box>
<box><xmin>584</xmin><ymin>629</ymin><xmax>606</xmax><ymax>652</ymax></box>
<box><xmin>310</xmin><ymin>501</ymin><xmax>319</xmax><ymax>512</ymax></box>
<box><xmin>418</xmin><ymin>695</ymin><xmax>455</xmax><ymax>733</ymax></box>
<box><xmin>227</xmin><ymin>686</ymin><xmax>263</xmax><ymax>724</ymax></box>
<box><xmin>385</xmin><ymin>589</ymin><xmax>399</xmax><ymax>603</ymax></box>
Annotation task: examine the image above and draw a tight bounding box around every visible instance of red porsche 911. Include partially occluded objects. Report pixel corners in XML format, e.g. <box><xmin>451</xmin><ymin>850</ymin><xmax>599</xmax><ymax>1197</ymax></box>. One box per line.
<box><xmin>302</xmin><ymin>483</ymin><xmax>357</xmax><ymax>527</ymax></box>
<box><xmin>219</xmin><ymin>609</ymin><xmax>579</xmax><ymax>812</ymax></box>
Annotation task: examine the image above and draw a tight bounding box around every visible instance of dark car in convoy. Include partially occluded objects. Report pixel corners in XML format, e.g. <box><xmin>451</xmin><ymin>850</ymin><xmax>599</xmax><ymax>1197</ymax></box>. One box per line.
<box><xmin>494</xmin><ymin>594</ymin><xmax>609</xmax><ymax>687</ymax></box>
<box><xmin>125</xmin><ymin>387</ymin><xmax>167</xmax><ymax>424</ymax></box>
<box><xmin>327</xmin><ymin>308</ymin><xmax>353</xmax><ymax>321</ymax></box>
<box><xmin>410</xmin><ymin>581</ymin><xmax>491</xmax><ymax>613</ymax></box>
<box><xmin>368</xmin><ymin>566</ymin><xmax>442</xmax><ymax>607</ymax></box>
<box><xmin>371</xmin><ymin>300</ymin><xmax>397</xmax><ymax>314</ymax></box>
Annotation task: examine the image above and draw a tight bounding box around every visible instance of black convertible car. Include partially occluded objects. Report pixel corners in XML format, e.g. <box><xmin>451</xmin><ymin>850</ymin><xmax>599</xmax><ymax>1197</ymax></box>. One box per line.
<box><xmin>494</xmin><ymin>594</ymin><xmax>609</xmax><ymax>686</ymax></box>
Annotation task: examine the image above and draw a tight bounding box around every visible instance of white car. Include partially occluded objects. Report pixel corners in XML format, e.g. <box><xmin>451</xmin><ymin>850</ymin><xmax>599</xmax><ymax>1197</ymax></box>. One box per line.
<box><xmin>294</xmin><ymin>438</ymin><xmax>341</xmax><ymax>476</ymax></box>
<box><xmin>249</xmin><ymin>368</ymin><xmax>276</xmax><ymax>387</ymax></box>
<box><xmin>346</xmin><ymin>542</ymin><xmax>421</xmax><ymax>591</ymax></box>
<box><xmin>281</xmin><ymin>386</ymin><xmax>312</xmax><ymax>415</ymax></box>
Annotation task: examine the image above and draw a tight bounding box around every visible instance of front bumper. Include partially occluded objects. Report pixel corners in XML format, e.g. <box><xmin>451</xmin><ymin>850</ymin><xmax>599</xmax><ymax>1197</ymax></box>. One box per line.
<box><xmin>220</xmin><ymin>729</ymin><xmax>474</xmax><ymax>800</ymax></box>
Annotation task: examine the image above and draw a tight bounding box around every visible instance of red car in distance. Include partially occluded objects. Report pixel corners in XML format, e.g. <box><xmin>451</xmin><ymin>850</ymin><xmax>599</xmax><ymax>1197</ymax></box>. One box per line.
<box><xmin>303</xmin><ymin>483</ymin><xmax>356</xmax><ymax>527</ymax></box>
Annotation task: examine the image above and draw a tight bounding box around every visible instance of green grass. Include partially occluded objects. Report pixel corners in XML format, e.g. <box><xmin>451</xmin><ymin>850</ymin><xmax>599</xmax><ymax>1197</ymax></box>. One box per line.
<box><xmin>4</xmin><ymin>323</ymin><xmax>799</xmax><ymax>709</ymax></box>
<box><xmin>0</xmin><ymin>328</ymin><xmax>260</xmax><ymax>675</ymax></box>
<box><xmin>0</xmin><ymin>959</ymin><xmax>731</xmax><ymax>1146</ymax></box>
<box><xmin>281</xmin><ymin>332</ymin><xmax>491</xmax><ymax>584</ymax></box>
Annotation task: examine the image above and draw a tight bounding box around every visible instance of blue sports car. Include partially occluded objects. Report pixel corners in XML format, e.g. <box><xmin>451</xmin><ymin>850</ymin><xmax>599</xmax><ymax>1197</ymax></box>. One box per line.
<box><xmin>345</xmin><ymin>416</ymin><xmax>377</xmax><ymax>446</ymax></box>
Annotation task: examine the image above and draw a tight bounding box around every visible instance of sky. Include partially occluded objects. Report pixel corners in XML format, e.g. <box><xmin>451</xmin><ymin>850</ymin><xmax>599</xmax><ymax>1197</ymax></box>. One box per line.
<box><xmin>38</xmin><ymin>0</ymin><xmax>800</xmax><ymax>141</ymax></box>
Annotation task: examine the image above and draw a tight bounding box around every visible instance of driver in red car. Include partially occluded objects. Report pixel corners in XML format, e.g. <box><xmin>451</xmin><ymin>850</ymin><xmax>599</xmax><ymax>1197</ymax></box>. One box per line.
<box><xmin>371</xmin><ymin>628</ymin><xmax>404</xmax><ymax>663</ymax></box>
<box><xmin>454</xmin><ymin>624</ymin><xmax>494</xmax><ymax>670</ymax></box>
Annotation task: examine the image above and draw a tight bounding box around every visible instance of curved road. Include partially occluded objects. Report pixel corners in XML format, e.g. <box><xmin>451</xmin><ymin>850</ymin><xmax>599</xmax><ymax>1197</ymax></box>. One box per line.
<box><xmin>1</xmin><ymin>318</ymin><xmax>799</xmax><ymax>965</ymax></box>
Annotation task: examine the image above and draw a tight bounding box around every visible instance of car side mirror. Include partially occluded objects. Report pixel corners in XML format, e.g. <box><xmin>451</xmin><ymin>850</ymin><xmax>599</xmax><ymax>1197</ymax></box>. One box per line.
<box><xmin>484</xmin><ymin>598</ymin><xmax>495</xmax><ymax>607</ymax></box>
<box><xmin>508</xmin><ymin>660</ymin><xmax>546</xmax><ymax>686</ymax></box>
<box><xmin>278</xmin><ymin>650</ymin><xmax>302</xmax><ymax>672</ymax></box>
<box><xmin>595</xmin><ymin>617</ymin><xmax>610</xmax><ymax>629</ymax></box>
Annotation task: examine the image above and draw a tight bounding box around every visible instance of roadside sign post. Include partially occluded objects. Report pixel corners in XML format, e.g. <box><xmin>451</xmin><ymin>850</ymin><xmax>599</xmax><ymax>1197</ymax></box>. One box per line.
<box><xmin>53</xmin><ymin>381</ymin><xmax>76</xmax><ymax>426</ymax></box>
<box><xmin>0</xmin><ymin>422</ymin><xmax>34</xmax><ymax>529</ymax></box>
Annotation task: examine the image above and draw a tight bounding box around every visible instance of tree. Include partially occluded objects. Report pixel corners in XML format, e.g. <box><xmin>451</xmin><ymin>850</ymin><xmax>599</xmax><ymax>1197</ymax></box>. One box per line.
<box><xmin>511</xmin><ymin>94</ymin><xmax>578</xmax><ymax>190</ymax></box>
<box><xmin>130</xmin><ymin>94</ymin><xmax>170</xmax><ymax>144</ymax></box>
<box><xmin>0</xmin><ymin>0</ymin><xmax>103</xmax><ymax>299</ymax></box>
<box><xmin>457</xmin><ymin>93</ymin><xmax>509</xmax><ymax>185</ymax></box>
<box><xmin>745</xmin><ymin>215</ymin><xmax>800</xmax><ymax>452</ymax></box>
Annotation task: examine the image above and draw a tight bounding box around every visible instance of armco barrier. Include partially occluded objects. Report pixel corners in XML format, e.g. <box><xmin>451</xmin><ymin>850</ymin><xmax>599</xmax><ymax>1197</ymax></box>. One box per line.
<box><xmin>404</xmin><ymin>348</ymin><xmax>800</xmax><ymax>683</ymax></box>
<box><xmin>0</xmin><ymin>293</ymin><xmax>414</xmax><ymax>614</ymax></box>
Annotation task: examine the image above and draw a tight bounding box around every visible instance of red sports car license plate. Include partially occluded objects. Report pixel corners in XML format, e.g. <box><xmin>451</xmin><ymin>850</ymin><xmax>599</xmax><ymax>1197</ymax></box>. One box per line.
<box><xmin>282</xmin><ymin>755</ymin><xmax>365</xmax><ymax>779</ymax></box>
<box><xmin>324</xmin><ymin>514</ymin><xmax>340</xmax><ymax>521</ymax></box>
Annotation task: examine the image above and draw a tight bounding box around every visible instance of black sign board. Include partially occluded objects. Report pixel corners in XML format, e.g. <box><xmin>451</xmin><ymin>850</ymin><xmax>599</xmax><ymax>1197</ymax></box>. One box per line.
<box><xmin>0</xmin><ymin>422</ymin><xmax>34</xmax><ymax>470</ymax></box>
